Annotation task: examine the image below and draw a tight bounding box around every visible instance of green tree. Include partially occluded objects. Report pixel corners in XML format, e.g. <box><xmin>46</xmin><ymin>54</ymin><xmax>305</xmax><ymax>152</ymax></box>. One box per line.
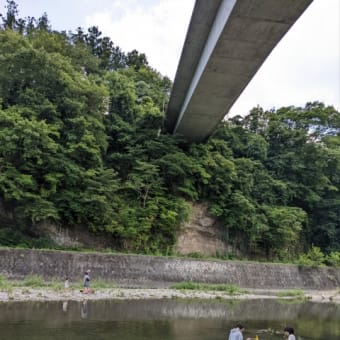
<box><xmin>0</xmin><ymin>0</ymin><xmax>18</xmax><ymax>30</ymax></box>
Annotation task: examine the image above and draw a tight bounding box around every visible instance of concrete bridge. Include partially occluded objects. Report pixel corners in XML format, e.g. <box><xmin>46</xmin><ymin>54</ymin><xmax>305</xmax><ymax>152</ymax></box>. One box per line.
<box><xmin>165</xmin><ymin>0</ymin><xmax>313</xmax><ymax>142</ymax></box>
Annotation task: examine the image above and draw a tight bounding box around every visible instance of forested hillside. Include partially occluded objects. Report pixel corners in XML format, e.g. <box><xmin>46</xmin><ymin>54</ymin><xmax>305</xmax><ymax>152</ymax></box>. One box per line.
<box><xmin>0</xmin><ymin>1</ymin><xmax>339</xmax><ymax>262</ymax></box>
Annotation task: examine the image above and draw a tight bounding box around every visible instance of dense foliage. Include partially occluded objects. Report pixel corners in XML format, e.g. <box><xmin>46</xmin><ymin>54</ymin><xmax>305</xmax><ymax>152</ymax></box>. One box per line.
<box><xmin>0</xmin><ymin>1</ymin><xmax>339</xmax><ymax>260</ymax></box>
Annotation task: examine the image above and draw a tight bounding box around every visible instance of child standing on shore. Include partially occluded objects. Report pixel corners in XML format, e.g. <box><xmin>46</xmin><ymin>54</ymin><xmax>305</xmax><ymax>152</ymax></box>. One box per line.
<box><xmin>64</xmin><ymin>277</ymin><xmax>70</xmax><ymax>291</ymax></box>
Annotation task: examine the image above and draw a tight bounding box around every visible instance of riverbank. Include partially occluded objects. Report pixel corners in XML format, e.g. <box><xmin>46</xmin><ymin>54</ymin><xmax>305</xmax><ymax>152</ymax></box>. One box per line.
<box><xmin>2</xmin><ymin>248</ymin><xmax>340</xmax><ymax>290</ymax></box>
<box><xmin>1</xmin><ymin>248</ymin><xmax>340</xmax><ymax>305</ymax></box>
<box><xmin>1</xmin><ymin>287</ymin><xmax>339</xmax><ymax>304</ymax></box>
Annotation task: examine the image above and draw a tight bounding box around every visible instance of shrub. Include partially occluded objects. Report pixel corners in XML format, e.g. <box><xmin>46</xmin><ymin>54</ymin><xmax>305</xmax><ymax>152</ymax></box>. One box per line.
<box><xmin>326</xmin><ymin>251</ymin><xmax>340</xmax><ymax>267</ymax></box>
<box><xmin>297</xmin><ymin>246</ymin><xmax>326</xmax><ymax>267</ymax></box>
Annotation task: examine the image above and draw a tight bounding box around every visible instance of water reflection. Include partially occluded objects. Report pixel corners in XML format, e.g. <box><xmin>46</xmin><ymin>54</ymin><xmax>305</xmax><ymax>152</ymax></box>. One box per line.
<box><xmin>62</xmin><ymin>301</ymin><xmax>68</xmax><ymax>313</ymax></box>
<box><xmin>81</xmin><ymin>300</ymin><xmax>87</xmax><ymax>319</ymax></box>
<box><xmin>0</xmin><ymin>299</ymin><xmax>339</xmax><ymax>340</ymax></box>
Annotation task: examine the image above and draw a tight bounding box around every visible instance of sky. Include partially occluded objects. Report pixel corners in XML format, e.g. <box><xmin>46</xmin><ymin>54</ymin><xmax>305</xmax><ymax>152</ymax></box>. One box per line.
<box><xmin>1</xmin><ymin>0</ymin><xmax>339</xmax><ymax>117</ymax></box>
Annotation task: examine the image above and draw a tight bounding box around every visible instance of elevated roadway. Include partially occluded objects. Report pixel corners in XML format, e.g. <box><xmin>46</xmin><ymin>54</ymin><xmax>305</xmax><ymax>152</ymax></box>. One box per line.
<box><xmin>165</xmin><ymin>0</ymin><xmax>313</xmax><ymax>142</ymax></box>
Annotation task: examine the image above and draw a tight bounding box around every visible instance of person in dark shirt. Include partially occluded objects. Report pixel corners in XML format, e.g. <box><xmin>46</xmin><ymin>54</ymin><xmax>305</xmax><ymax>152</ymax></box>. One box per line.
<box><xmin>83</xmin><ymin>270</ymin><xmax>90</xmax><ymax>293</ymax></box>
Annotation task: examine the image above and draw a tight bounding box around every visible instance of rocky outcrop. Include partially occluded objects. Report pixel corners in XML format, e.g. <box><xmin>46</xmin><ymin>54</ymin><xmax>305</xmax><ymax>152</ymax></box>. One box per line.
<box><xmin>36</xmin><ymin>202</ymin><xmax>229</xmax><ymax>256</ymax></box>
<box><xmin>175</xmin><ymin>203</ymin><xmax>230</xmax><ymax>256</ymax></box>
<box><xmin>35</xmin><ymin>221</ymin><xmax>114</xmax><ymax>250</ymax></box>
<box><xmin>2</xmin><ymin>201</ymin><xmax>228</xmax><ymax>256</ymax></box>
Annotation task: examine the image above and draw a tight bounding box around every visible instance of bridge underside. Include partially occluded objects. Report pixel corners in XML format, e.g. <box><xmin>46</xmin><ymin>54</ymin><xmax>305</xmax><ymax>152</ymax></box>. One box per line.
<box><xmin>165</xmin><ymin>0</ymin><xmax>313</xmax><ymax>142</ymax></box>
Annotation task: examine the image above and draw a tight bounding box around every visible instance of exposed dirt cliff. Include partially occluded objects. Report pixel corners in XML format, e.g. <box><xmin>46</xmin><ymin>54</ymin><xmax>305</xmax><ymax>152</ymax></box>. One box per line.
<box><xmin>175</xmin><ymin>202</ymin><xmax>230</xmax><ymax>256</ymax></box>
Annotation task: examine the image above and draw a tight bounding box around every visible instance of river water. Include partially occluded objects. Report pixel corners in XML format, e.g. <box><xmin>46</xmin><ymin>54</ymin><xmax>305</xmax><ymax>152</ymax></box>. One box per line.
<box><xmin>0</xmin><ymin>299</ymin><xmax>339</xmax><ymax>340</ymax></box>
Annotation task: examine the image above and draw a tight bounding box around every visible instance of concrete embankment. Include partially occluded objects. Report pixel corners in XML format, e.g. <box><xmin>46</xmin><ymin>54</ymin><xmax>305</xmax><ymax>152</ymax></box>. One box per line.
<box><xmin>0</xmin><ymin>248</ymin><xmax>340</xmax><ymax>289</ymax></box>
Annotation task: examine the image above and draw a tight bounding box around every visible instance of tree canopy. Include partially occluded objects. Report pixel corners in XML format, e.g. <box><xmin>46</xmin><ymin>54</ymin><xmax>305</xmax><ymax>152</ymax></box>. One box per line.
<box><xmin>0</xmin><ymin>1</ymin><xmax>339</xmax><ymax>260</ymax></box>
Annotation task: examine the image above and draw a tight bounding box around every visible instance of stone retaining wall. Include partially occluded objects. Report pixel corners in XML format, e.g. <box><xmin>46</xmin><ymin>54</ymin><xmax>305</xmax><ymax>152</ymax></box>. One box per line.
<box><xmin>0</xmin><ymin>248</ymin><xmax>340</xmax><ymax>289</ymax></box>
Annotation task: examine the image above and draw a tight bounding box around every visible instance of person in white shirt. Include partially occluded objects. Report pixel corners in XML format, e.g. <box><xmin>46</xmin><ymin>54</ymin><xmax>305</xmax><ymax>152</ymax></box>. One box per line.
<box><xmin>284</xmin><ymin>326</ymin><xmax>296</xmax><ymax>340</ymax></box>
<box><xmin>228</xmin><ymin>324</ymin><xmax>251</xmax><ymax>340</ymax></box>
<box><xmin>64</xmin><ymin>277</ymin><xmax>69</xmax><ymax>291</ymax></box>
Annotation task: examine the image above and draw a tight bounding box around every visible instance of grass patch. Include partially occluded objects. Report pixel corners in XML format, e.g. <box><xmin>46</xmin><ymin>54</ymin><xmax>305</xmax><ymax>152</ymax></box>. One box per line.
<box><xmin>0</xmin><ymin>275</ymin><xmax>12</xmax><ymax>292</ymax></box>
<box><xmin>21</xmin><ymin>275</ymin><xmax>48</xmax><ymax>287</ymax></box>
<box><xmin>90</xmin><ymin>279</ymin><xmax>117</xmax><ymax>289</ymax></box>
<box><xmin>276</xmin><ymin>289</ymin><xmax>305</xmax><ymax>298</ymax></box>
<box><xmin>1</xmin><ymin>275</ymin><xmax>64</xmax><ymax>290</ymax></box>
<box><xmin>18</xmin><ymin>276</ymin><xmax>116</xmax><ymax>290</ymax></box>
<box><xmin>0</xmin><ymin>275</ymin><xmax>117</xmax><ymax>291</ymax></box>
<box><xmin>170</xmin><ymin>282</ymin><xmax>247</xmax><ymax>295</ymax></box>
